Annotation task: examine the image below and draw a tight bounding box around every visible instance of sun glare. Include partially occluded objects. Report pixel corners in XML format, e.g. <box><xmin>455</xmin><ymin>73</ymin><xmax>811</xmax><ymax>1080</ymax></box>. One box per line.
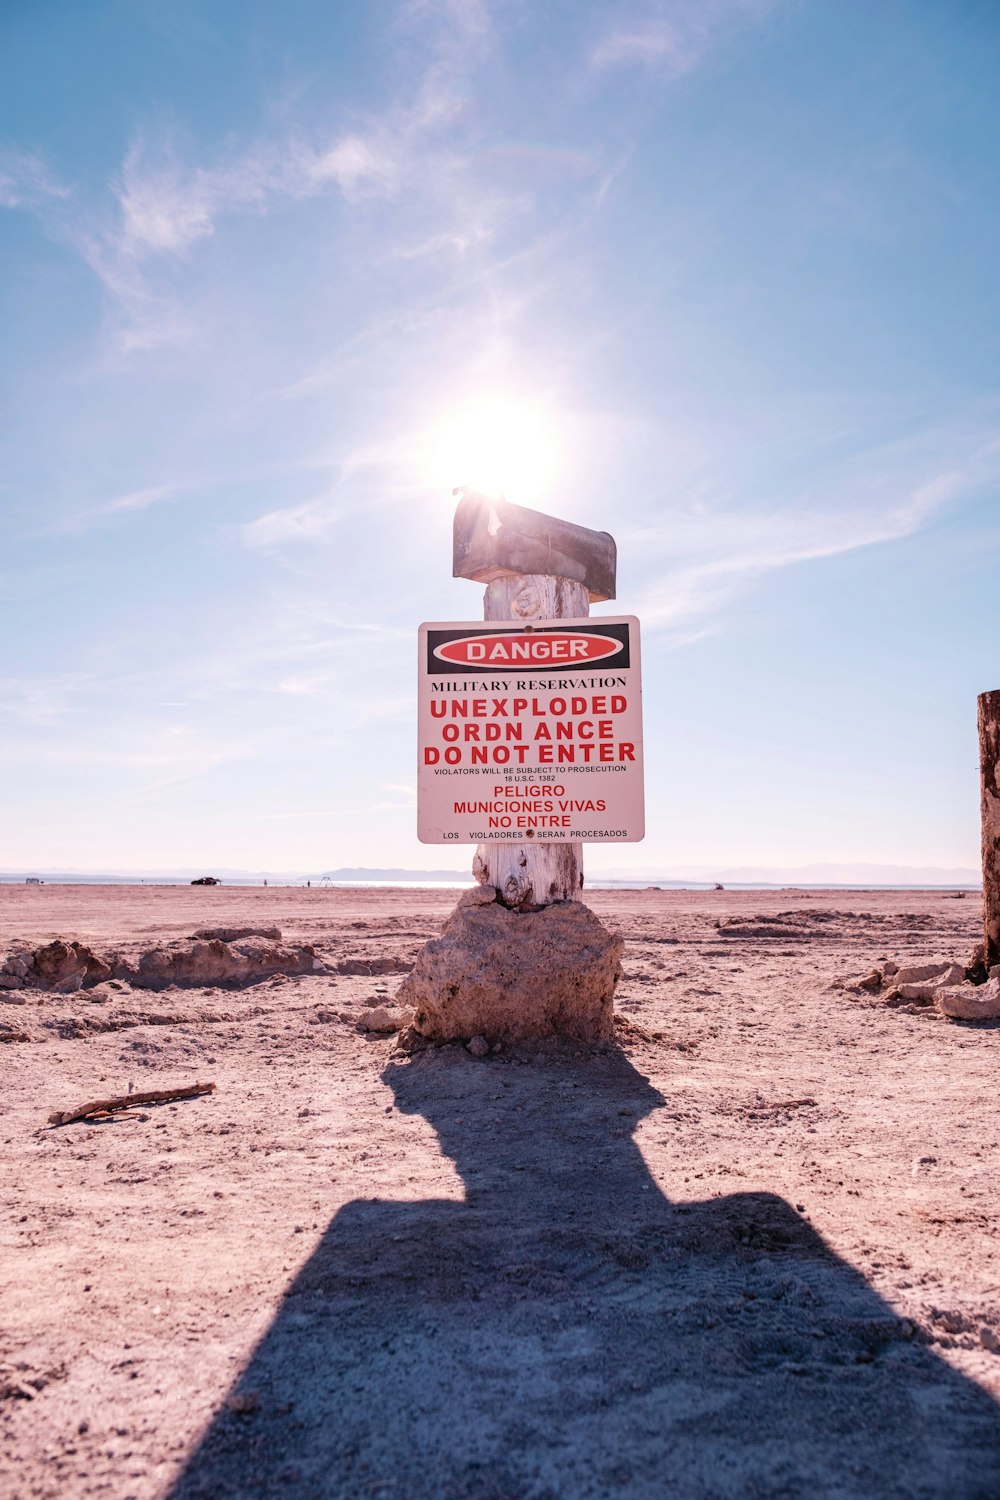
<box><xmin>425</xmin><ymin>395</ymin><xmax>559</xmax><ymax>506</ymax></box>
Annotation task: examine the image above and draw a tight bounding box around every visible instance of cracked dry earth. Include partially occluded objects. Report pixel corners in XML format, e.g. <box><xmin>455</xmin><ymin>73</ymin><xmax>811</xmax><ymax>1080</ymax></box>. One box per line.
<box><xmin>2</xmin><ymin>883</ymin><xmax>999</xmax><ymax>1500</ymax></box>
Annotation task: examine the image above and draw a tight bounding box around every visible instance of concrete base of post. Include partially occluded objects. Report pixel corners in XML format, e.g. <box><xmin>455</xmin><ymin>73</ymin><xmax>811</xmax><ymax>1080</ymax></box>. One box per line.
<box><xmin>397</xmin><ymin>886</ymin><xmax>622</xmax><ymax>1045</ymax></box>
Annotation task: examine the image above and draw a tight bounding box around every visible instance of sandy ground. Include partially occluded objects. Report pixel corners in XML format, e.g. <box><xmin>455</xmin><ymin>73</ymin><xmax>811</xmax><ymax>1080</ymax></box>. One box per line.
<box><xmin>2</xmin><ymin>883</ymin><xmax>999</xmax><ymax>1499</ymax></box>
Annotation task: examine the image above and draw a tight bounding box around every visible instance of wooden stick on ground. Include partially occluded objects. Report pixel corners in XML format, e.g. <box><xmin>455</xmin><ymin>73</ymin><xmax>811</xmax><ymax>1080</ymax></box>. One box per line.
<box><xmin>48</xmin><ymin>1081</ymin><xmax>216</xmax><ymax>1127</ymax></box>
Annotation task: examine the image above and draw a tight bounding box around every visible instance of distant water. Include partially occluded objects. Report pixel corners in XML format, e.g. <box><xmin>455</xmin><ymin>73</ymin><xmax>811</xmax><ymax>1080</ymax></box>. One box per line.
<box><xmin>0</xmin><ymin>876</ymin><xmax>981</xmax><ymax>892</ymax></box>
<box><xmin>317</xmin><ymin>880</ymin><xmax>981</xmax><ymax>892</ymax></box>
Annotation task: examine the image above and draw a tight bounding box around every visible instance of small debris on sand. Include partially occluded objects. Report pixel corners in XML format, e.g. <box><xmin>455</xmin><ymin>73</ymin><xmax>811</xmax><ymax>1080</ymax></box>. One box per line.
<box><xmin>360</xmin><ymin>1006</ymin><xmax>412</xmax><ymax>1033</ymax></box>
<box><xmin>845</xmin><ymin>955</ymin><xmax>1000</xmax><ymax>1020</ymax></box>
<box><xmin>935</xmin><ymin>977</ymin><xmax>1000</xmax><ymax>1021</ymax></box>
<box><xmin>48</xmin><ymin>1081</ymin><xmax>217</xmax><ymax>1127</ymax></box>
<box><xmin>191</xmin><ymin>926</ymin><xmax>282</xmax><ymax>942</ymax></box>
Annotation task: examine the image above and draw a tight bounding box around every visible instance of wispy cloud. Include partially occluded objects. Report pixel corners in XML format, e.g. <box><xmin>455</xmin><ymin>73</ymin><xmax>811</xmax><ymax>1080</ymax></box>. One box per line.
<box><xmin>0</xmin><ymin>114</ymin><xmax>401</xmax><ymax>354</ymax></box>
<box><xmin>100</xmin><ymin>483</ymin><xmax>178</xmax><ymax>514</ymax></box>
<box><xmin>0</xmin><ymin>673</ymin><xmax>96</xmax><ymax>727</ymax></box>
<box><xmin>48</xmin><ymin>482</ymin><xmax>183</xmax><ymax>535</ymax></box>
<box><xmin>369</xmin><ymin>779</ymin><xmax>419</xmax><ymax>812</ymax></box>
<box><xmin>238</xmin><ymin>433</ymin><xmax>422</xmax><ymax>547</ymax></box>
<box><xmin>592</xmin><ymin>23</ymin><xmax>682</xmax><ymax>71</ymax></box>
<box><xmin>115</xmin><ymin>125</ymin><xmax>400</xmax><ymax>261</ymax></box>
<box><xmin>631</xmin><ymin>434</ymin><xmax>996</xmax><ymax>631</ymax></box>
<box><xmin>591</xmin><ymin>0</ymin><xmax>775</xmax><ymax>75</ymax></box>
<box><xmin>0</xmin><ymin>0</ymin><xmax>642</xmax><ymax>362</ymax></box>
<box><xmin>0</xmin><ymin>147</ymin><xmax>68</xmax><ymax>209</ymax></box>
<box><xmin>239</xmin><ymin>495</ymin><xmax>347</xmax><ymax>549</ymax></box>
<box><xmin>0</xmin><ymin>0</ymin><xmax>515</xmax><ymax>354</ymax></box>
<box><xmin>117</xmin><ymin>144</ymin><xmax>220</xmax><ymax>255</ymax></box>
<box><xmin>295</xmin><ymin>133</ymin><xmax>399</xmax><ymax>198</ymax></box>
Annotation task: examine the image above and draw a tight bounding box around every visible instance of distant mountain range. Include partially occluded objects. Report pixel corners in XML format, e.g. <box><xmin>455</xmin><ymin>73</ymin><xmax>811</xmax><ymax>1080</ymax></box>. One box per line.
<box><xmin>0</xmin><ymin>861</ymin><xmax>981</xmax><ymax>888</ymax></box>
<box><xmin>322</xmin><ymin>863</ymin><xmax>976</xmax><ymax>887</ymax></box>
<box><xmin>594</xmin><ymin>862</ymin><xmax>982</xmax><ymax>887</ymax></box>
<box><xmin>320</xmin><ymin>867</ymin><xmax>467</xmax><ymax>882</ymax></box>
<box><xmin>0</xmin><ymin>865</ymin><xmax>468</xmax><ymax>886</ymax></box>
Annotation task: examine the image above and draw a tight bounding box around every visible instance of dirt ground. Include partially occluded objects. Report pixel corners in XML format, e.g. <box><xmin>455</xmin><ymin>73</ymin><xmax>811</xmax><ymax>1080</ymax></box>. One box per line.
<box><xmin>2</xmin><ymin>883</ymin><xmax>999</xmax><ymax>1499</ymax></box>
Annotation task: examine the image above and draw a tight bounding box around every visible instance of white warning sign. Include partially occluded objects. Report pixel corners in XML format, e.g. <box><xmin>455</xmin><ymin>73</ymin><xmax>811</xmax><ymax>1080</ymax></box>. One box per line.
<box><xmin>417</xmin><ymin>616</ymin><xmax>644</xmax><ymax>844</ymax></box>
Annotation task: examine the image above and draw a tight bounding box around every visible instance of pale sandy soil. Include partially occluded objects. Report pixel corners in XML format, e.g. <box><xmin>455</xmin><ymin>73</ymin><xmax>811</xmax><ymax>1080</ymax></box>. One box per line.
<box><xmin>2</xmin><ymin>883</ymin><xmax>999</xmax><ymax>1499</ymax></box>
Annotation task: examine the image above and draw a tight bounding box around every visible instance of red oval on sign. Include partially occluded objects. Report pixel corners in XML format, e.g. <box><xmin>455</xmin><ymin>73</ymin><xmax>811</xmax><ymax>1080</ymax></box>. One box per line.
<box><xmin>433</xmin><ymin>632</ymin><xmax>623</xmax><ymax>669</ymax></box>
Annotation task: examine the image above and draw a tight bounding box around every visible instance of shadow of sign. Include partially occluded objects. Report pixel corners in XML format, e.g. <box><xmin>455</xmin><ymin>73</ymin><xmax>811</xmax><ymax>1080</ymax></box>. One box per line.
<box><xmin>170</xmin><ymin>1049</ymin><xmax>1000</xmax><ymax>1499</ymax></box>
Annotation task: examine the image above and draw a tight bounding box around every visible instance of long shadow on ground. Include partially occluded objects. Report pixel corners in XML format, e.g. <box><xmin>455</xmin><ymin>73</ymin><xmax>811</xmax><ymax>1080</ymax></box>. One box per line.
<box><xmin>170</xmin><ymin>1048</ymin><xmax>1000</xmax><ymax>1499</ymax></box>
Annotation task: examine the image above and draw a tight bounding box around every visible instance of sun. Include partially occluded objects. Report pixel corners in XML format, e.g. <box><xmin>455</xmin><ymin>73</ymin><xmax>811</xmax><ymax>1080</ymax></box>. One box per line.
<box><xmin>424</xmin><ymin>395</ymin><xmax>559</xmax><ymax>506</ymax></box>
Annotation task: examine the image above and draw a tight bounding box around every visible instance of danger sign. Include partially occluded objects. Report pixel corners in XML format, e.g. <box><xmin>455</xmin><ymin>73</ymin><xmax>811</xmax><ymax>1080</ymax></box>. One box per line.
<box><xmin>417</xmin><ymin>617</ymin><xmax>644</xmax><ymax>845</ymax></box>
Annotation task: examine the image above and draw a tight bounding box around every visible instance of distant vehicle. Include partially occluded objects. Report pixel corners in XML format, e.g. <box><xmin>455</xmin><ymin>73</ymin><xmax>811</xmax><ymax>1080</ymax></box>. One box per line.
<box><xmin>25</xmin><ymin>876</ymin><xmax>43</xmax><ymax>885</ymax></box>
<box><xmin>191</xmin><ymin>876</ymin><xmax>221</xmax><ymax>886</ymax></box>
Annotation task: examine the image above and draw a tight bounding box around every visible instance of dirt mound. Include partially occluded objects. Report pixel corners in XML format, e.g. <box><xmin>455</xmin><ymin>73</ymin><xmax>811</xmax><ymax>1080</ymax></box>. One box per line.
<box><xmin>1</xmin><ymin>935</ymin><xmax>325</xmax><ymax>993</ymax></box>
<box><xmin>1</xmin><ymin>941</ymin><xmax>110</xmax><ymax>994</ymax></box>
<box><xmin>191</xmin><ymin>925</ymin><xmax>282</xmax><ymax>942</ymax></box>
<box><xmin>398</xmin><ymin>891</ymin><xmax>622</xmax><ymax>1043</ymax></box>
<box><xmin>119</xmin><ymin>936</ymin><xmax>324</xmax><ymax>990</ymax></box>
<box><xmin>717</xmin><ymin>910</ymin><xmax>844</xmax><ymax>940</ymax></box>
<box><xmin>335</xmin><ymin>956</ymin><xmax>412</xmax><ymax>976</ymax></box>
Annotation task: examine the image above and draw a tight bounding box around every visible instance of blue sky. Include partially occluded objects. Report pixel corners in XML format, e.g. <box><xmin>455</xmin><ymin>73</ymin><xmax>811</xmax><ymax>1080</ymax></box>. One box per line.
<box><xmin>1</xmin><ymin>0</ymin><xmax>998</xmax><ymax>878</ymax></box>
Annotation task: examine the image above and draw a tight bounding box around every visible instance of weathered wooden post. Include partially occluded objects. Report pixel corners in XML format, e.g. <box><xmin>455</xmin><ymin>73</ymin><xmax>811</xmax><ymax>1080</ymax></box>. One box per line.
<box><xmin>453</xmin><ymin>488</ymin><xmax>616</xmax><ymax>909</ymax></box>
<box><xmin>978</xmin><ymin>690</ymin><xmax>1000</xmax><ymax>969</ymax></box>
<box><xmin>400</xmin><ymin>489</ymin><xmax>645</xmax><ymax>1046</ymax></box>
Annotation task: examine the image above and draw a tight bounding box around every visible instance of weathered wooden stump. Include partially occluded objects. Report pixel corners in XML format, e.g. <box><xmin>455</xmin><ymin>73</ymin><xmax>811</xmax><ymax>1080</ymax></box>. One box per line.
<box><xmin>455</xmin><ymin>489</ymin><xmax>616</xmax><ymax>912</ymax></box>
<box><xmin>978</xmin><ymin>689</ymin><xmax>1000</xmax><ymax>969</ymax></box>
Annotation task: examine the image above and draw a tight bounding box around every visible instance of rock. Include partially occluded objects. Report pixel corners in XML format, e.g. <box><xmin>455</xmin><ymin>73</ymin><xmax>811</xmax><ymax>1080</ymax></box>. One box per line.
<box><xmin>336</xmin><ymin>957</ymin><xmax>411</xmax><ymax>976</ymax></box>
<box><xmin>397</xmin><ymin>899</ymin><xmax>622</xmax><ymax>1044</ymax></box>
<box><xmin>981</xmin><ymin>1327</ymin><xmax>1000</xmax><ymax>1354</ymax></box>
<box><xmin>936</xmin><ymin>978</ymin><xmax>1000</xmax><ymax>1021</ymax></box>
<box><xmin>30</xmin><ymin>941</ymin><xmax>111</xmax><ymax>993</ymax></box>
<box><xmin>466</xmin><ymin>1034</ymin><xmax>490</xmax><ymax>1058</ymax></box>
<box><xmin>459</xmin><ymin>884</ymin><xmax>498</xmax><ymax>908</ymax></box>
<box><xmin>0</xmin><ymin>976</ymin><xmax>25</xmax><ymax>990</ymax></box>
<box><xmin>893</xmin><ymin>966</ymin><xmax>965</xmax><ymax>1003</ymax></box>
<box><xmin>894</xmin><ymin>960</ymin><xmax>963</xmax><ymax>986</ymax></box>
<box><xmin>893</xmin><ymin>982</ymin><xmax>935</xmax><ymax>1003</ymax></box>
<box><xmin>857</xmin><ymin>969</ymin><xmax>883</xmax><ymax>993</ymax></box>
<box><xmin>931</xmin><ymin>1308</ymin><xmax>969</xmax><ymax>1336</ymax></box>
<box><xmin>226</xmin><ymin>1390</ymin><xmax>259</xmax><ymax>1414</ymax></box>
<box><xmin>192</xmin><ymin>926</ymin><xmax>282</xmax><ymax>942</ymax></box>
<box><xmin>967</xmin><ymin>942</ymin><xmax>987</xmax><ymax>982</ymax></box>
<box><xmin>361</xmin><ymin>1006</ymin><xmax>411</xmax><ymax>1033</ymax></box>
